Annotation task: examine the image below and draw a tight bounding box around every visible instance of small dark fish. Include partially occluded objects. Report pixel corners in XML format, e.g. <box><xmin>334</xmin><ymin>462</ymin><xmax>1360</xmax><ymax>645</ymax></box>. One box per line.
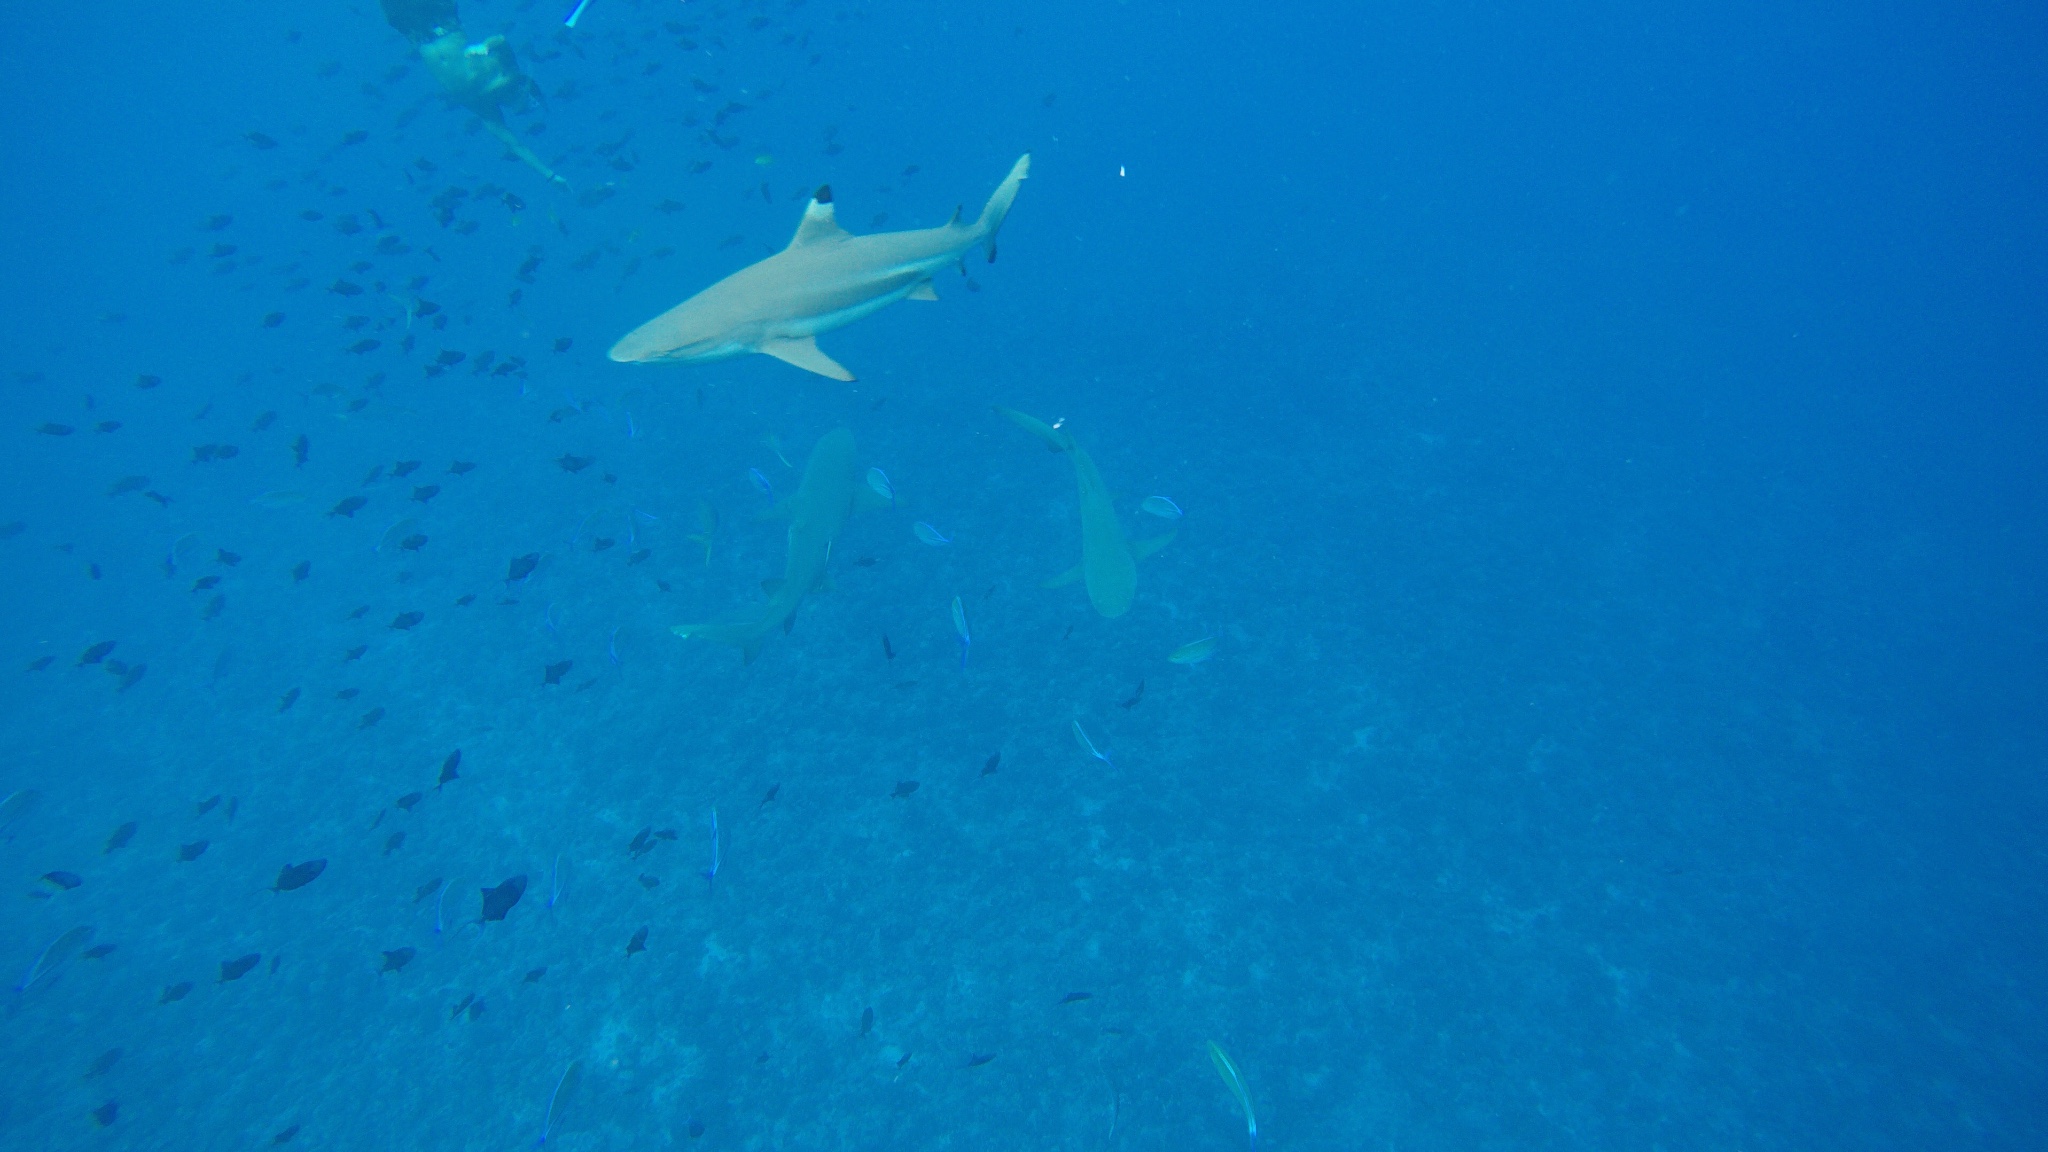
<box><xmin>628</xmin><ymin>827</ymin><xmax>655</xmax><ymax>857</ymax></box>
<box><xmin>455</xmin><ymin>593</ymin><xmax>475</xmax><ymax>606</ymax></box>
<box><xmin>395</xmin><ymin>791</ymin><xmax>423</xmax><ymax>812</ymax></box>
<box><xmin>1060</xmin><ymin>992</ymin><xmax>1093</xmax><ymax>1004</ymax></box>
<box><xmin>379</xmin><ymin>947</ymin><xmax>415</xmax><ymax>974</ymax></box>
<box><xmin>105</xmin><ymin>821</ymin><xmax>137</xmax><ymax>852</ymax></box>
<box><xmin>219</xmin><ymin>953</ymin><xmax>261</xmax><ymax>982</ymax></box>
<box><xmin>345</xmin><ymin>644</ymin><xmax>367</xmax><ymax>661</ymax></box>
<box><xmin>329</xmin><ymin>496</ymin><xmax>366</xmax><ymax>518</ymax></box>
<box><xmin>216</xmin><ymin>549</ymin><xmax>241</xmax><ymax>567</ymax></box>
<box><xmin>524</xmin><ymin>967</ymin><xmax>546</xmax><ymax>983</ymax></box>
<box><xmin>480</xmin><ymin>875</ymin><xmax>527</xmax><ymax>922</ymax></box>
<box><xmin>557</xmin><ymin>453</ymin><xmax>594</xmax><ymax>473</ymax></box>
<box><xmin>761</xmin><ymin>783</ymin><xmax>779</xmax><ymax>807</ymax></box>
<box><xmin>96</xmin><ymin>420</ymin><xmax>122</xmax><ymax>433</ymax></box>
<box><xmin>272</xmin><ymin>859</ymin><xmax>326</xmax><ymax>892</ymax></box>
<box><xmin>450</xmin><ymin>460</ymin><xmax>477</xmax><ymax>475</ymax></box>
<box><xmin>27</xmin><ymin>655</ymin><xmax>53</xmax><ymax>671</ymax></box>
<box><xmin>507</xmin><ymin>553</ymin><xmax>539</xmax><ymax>582</ymax></box>
<box><xmin>389</xmin><ymin>611</ymin><xmax>424</xmax><ymax>630</ymax></box>
<box><xmin>196</xmin><ymin>794</ymin><xmax>221</xmax><ymax>817</ymax></box>
<box><xmin>688</xmin><ymin>1119</ymin><xmax>705</xmax><ymax>1138</ymax></box>
<box><xmin>278</xmin><ymin>687</ymin><xmax>300</xmax><ymax>711</ymax></box>
<box><xmin>246</xmin><ymin>131</ymin><xmax>278</xmax><ymax>149</ymax></box>
<box><xmin>626</xmin><ymin>927</ymin><xmax>648</xmax><ymax>955</ymax></box>
<box><xmin>291</xmin><ymin>560</ymin><xmax>311</xmax><ymax>583</ymax></box>
<box><xmin>438</xmin><ymin>749</ymin><xmax>461</xmax><ymax>789</ymax></box>
<box><xmin>982</xmin><ymin>752</ymin><xmax>1001</xmax><ymax>776</ymax></box>
<box><xmin>412</xmin><ymin>484</ymin><xmax>440</xmax><ymax>503</ymax></box>
<box><xmin>384</xmin><ymin>831</ymin><xmax>405</xmax><ymax>855</ymax></box>
<box><xmin>136</xmin><ymin>374</ymin><xmax>161</xmax><ymax>390</ymax></box>
<box><xmin>85</xmin><ymin>1048</ymin><xmax>121</xmax><ymax>1078</ymax></box>
<box><xmin>274</xmin><ymin>1124</ymin><xmax>300</xmax><ymax>1144</ymax></box>
<box><xmin>291</xmin><ymin>434</ymin><xmax>309</xmax><ymax>466</ymax></box>
<box><xmin>37</xmin><ymin>422</ymin><xmax>74</xmax><ymax>436</ymax></box>
<box><xmin>553</xmin><ymin>337</ymin><xmax>573</xmax><ymax>352</ymax></box>
<box><xmin>882</xmin><ymin>635</ymin><xmax>894</xmax><ymax>661</ymax></box>
<box><xmin>892</xmin><ymin>781</ymin><xmax>919</xmax><ymax>799</ymax></box>
<box><xmin>414</xmin><ymin>877</ymin><xmax>443</xmax><ymax>902</ymax></box>
<box><xmin>261</xmin><ymin>311</ymin><xmax>285</xmax><ymax>328</ymax></box>
<box><xmin>348</xmin><ymin>606</ymin><xmax>369</xmax><ymax>620</ymax></box>
<box><xmin>81</xmin><ymin>943</ymin><xmax>116</xmax><ymax>960</ymax></box>
<box><xmin>78</xmin><ymin>640</ymin><xmax>116</xmax><ymax>666</ymax></box>
<box><xmin>330</xmin><ymin>279</ymin><xmax>364</xmax><ymax>297</ymax></box>
<box><xmin>544</xmin><ymin>660</ymin><xmax>572</xmax><ymax>685</ymax></box>
<box><xmin>966</xmin><ymin>1053</ymin><xmax>995</xmax><ymax>1067</ymax></box>
<box><xmin>336</xmin><ymin>689</ymin><xmax>359</xmax><ymax>701</ymax></box>
<box><xmin>860</xmin><ymin>1007</ymin><xmax>873</xmax><ymax>1036</ymax></box>
<box><xmin>159</xmin><ymin>981</ymin><xmax>193</xmax><ymax>1003</ymax></box>
<box><xmin>357</xmin><ymin>707</ymin><xmax>385</xmax><ymax>729</ymax></box>
<box><xmin>638</xmin><ymin>874</ymin><xmax>660</xmax><ymax>889</ymax></box>
<box><xmin>92</xmin><ymin>1100</ymin><xmax>118</xmax><ymax>1127</ymax></box>
<box><xmin>1119</xmin><ymin>679</ymin><xmax>1145</xmax><ymax>709</ymax></box>
<box><xmin>655</xmin><ymin>829</ymin><xmax>678</xmax><ymax>841</ymax></box>
<box><xmin>41</xmin><ymin>871</ymin><xmax>82</xmax><ymax>891</ymax></box>
<box><xmin>201</xmin><ymin>594</ymin><xmax>225</xmax><ymax>621</ymax></box>
<box><xmin>177</xmin><ymin>840</ymin><xmax>208</xmax><ymax>862</ymax></box>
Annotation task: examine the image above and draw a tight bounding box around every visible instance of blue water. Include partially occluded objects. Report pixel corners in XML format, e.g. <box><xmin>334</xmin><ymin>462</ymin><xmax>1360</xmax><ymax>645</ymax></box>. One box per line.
<box><xmin>1</xmin><ymin>0</ymin><xmax>2043</xmax><ymax>1148</ymax></box>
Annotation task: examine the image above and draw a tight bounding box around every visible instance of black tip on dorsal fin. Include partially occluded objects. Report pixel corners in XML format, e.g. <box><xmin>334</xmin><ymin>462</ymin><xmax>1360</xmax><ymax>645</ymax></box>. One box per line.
<box><xmin>814</xmin><ymin>185</ymin><xmax>833</xmax><ymax>204</ymax></box>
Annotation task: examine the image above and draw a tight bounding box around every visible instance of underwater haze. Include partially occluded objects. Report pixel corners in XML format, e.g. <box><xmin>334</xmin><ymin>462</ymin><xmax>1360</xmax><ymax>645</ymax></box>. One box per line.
<box><xmin>0</xmin><ymin>0</ymin><xmax>2043</xmax><ymax>1148</ymax></box>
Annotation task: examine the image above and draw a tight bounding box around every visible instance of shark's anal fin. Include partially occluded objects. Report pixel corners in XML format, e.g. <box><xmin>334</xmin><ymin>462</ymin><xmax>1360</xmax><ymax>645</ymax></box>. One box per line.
<box><xmin>907</xmin><ymin>281</ymin><xmax>939</xmax><ymax>302</ymax></box>
<box><xmin>760</xmin><ymin>337</ymin><xmax>855</xmax><ymax>381</ymax></box>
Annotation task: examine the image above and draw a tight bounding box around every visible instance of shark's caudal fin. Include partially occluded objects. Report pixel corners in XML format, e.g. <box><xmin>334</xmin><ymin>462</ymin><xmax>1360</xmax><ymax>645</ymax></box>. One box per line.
<box><xmin>975</xmin><ymin>154</ymin><xmax>1031</xmax><ymax>263</ymax></box>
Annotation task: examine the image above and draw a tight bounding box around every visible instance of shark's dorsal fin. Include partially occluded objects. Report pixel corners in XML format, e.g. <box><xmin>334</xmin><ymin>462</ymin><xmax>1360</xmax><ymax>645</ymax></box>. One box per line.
<box><xmin>760</xmin><ymin>336</ymin><xmax>855</xmax><ymax>381</ymax></box>
<box><xmin>787</xmin><ymin>186</ymin><xmax>851</xmax><ymax>248</ymax></box>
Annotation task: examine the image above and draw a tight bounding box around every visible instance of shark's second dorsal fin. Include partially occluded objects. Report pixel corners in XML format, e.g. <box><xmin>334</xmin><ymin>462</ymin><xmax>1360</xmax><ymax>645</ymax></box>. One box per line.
<box><xmin>788</xmin><ymin>186</ymin><xmax>851</xmax><ymax>248</ymax></box>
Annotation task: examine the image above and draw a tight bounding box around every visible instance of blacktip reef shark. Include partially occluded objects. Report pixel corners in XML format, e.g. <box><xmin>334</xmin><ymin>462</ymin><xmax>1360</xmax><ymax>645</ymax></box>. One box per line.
<box><xmin>609</xmin><ymin>155</ymin><xmax>1031</xmax><ymax>380</ymax></box>
<box><xmin>997</xmin><ymin>408</ymin><xmax>1175</xmax><ymax>618</ymax></box>
<box><xmin>672</xmin><ymin>428</ymin><xmax>886</xmax><ymax>662</ymax></box>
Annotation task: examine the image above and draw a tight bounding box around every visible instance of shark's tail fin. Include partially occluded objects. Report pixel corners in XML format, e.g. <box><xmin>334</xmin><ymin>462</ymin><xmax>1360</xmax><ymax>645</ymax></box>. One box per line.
<box><xmin>974</xmin><ymin>154</ymin><xmax>1031</xmax><ymax>263</ymax></box>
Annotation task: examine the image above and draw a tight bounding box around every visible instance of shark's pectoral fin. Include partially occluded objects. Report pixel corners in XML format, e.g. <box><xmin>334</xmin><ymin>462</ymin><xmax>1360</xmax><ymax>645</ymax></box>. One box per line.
<box><xmin>782</xmin><ymin>610</ymin><xmax>798</xmax><ymax>635</ymax></box>
<box><xmin>1042</xmin><ymin>564</ymin><xmax>1083</xmax><ymax>589</ymax></box>
<box><xmin>1132</xmin><ymin>530</ymin><xmax>1177</xmax><ymax>562</ymax></box>
<box><xmin>907</xmin><ymin>280</ymin><xmax>939</xmax><ymax>301</ymax></box>
<box><xmin>760</xmin><ymin>337</ymin><xmax>855</xmax><ymax>381</ymax></box>
<box><xmin>742</xmin><ymin>639</ymin><xmax>764</xmax><ymax>664</ymax></box>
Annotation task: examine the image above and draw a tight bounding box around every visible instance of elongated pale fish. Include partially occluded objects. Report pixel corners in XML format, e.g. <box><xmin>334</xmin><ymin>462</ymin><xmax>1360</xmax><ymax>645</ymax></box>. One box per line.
<box><xmin>0</xmin><ymin>789</ymin><xmax>40</xmax><ymax>837</ymax></box>
<box><xmin>951</xmin><ymin>596</ymin><xmax>970</xmax><ymax>670</ymax></box>
<box><xmin>866</xmin><ymin>467</ymin><xmax>894</xmax><ymax>505</ymax></box>
<box><xmin>537</xmin><ymin>1058</ymin><xmax>582</xmax><ymax>1145</ymax></box>
<box><xmin>562</xmin><ymin>0</ymin><xmax>594</xmax><ymax>29</ymax></box>
<box><xmin>1140</xmin><ymin>496</ymin><xmax>1184</xmax><ymax>519</ymax></box>
<box><xmin>913</xmin><ymin>521</ymin><xmax>951</xmax><ymax>546</ymax></box>
<box><xmin>16</xmin><ymin>925</ymin><xmax>94</xmax><ymax>992</ymax></box>
<box><xmin>701</xmin><ymin>808</ymin><xmax>721</xmax><ymax>891</ymax></box>
<box><xmin>1207</xmin><ymin>1041</ymin><xmax>1257</xmax><ymax>1151</ymax></box>
<box><xmin>1072</xmin><ymin>721</ymin><xmax>1113</xmax><ymax>767</ymax></box>
<box><xmin>1168</xmin><ymin>636</ymin><xmax>1218</xmax><ymax>665</ymax></box>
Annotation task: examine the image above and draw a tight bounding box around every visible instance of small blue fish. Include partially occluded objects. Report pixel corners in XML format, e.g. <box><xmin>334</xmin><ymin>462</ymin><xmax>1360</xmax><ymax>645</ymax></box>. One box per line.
<box><xmin>607</xmin><ymin>627</ymin><xmax>621</xmax><ymax>666</ymax></box>
<box><xmin>749</xmin><ymin>468</ymin><xmax>774</xmax><ymax>497</ymax></box>
<box><xmin>866</xmin><ymin>467</ymin><xmax>895</xmax><ymax>505</ymax></box>
<box><xmin>1140</xmin><ymin>495</ymin><xmax>1184</xmax><ymax>519</ymax></box>
<box><xmin>548</xmin><ymin>854</ymin><xmax>563</xmax><ymax>909</ymax></box>
<box><xmin>701</xmin><ymin>808</ymin><xmax>721</xmax><ymax>891</ymax></box>
<box><xmin>913</xmin><ymin>521</ymin><xmax>951</xmax><ymax>546</ymax></box>
<box><xmin>951</xmin><ymin>596</ymin><xmax>970</xmax><ymax>670</ymax></box>
<box><xmin>563</xmin><ymin>0</ymin><xmax>595</xmax><ymax>28</ymax></box>
<box><xmin>625</xmin><ymin>410</ymin><xmax>638</xmax><ymax>439</ymax></box>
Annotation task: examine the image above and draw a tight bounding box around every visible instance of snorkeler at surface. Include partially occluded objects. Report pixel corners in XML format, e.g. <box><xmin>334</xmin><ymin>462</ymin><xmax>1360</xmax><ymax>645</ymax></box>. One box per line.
<box><xmin>381</xmin><ymin>0</ymin><xmax>568</xmax><ymax>187</ymax></box>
